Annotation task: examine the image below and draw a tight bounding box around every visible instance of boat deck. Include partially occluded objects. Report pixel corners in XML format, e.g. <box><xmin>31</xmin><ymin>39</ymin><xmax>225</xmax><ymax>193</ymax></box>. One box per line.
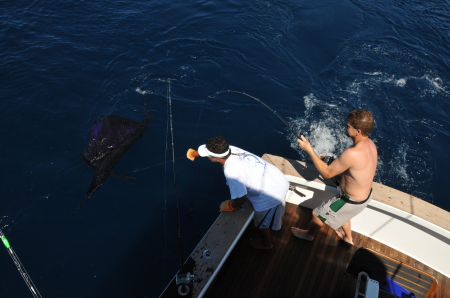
<box><xmin>160</xmin><ymin>154</ymin><xmax>450</xmax><ymax>298</ymax></box>
<box><xmin>204</xmin><ymin>202</ymin><xmax>449</xmax><ymax>298</ymax></box>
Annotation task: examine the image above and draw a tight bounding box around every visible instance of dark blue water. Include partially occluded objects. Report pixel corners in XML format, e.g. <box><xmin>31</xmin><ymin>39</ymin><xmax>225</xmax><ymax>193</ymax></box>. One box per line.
<box><xmin>2</xmin><ymin>0</ymin><xmax>449</xmax><ymax>297</ymax></box>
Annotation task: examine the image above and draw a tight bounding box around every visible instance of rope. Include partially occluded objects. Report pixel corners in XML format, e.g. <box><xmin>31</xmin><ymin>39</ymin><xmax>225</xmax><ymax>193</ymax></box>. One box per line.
<box><xmin>0</xmin><ymin>229</ymin><xmax>43</xmax><ymax>298</ymax></box>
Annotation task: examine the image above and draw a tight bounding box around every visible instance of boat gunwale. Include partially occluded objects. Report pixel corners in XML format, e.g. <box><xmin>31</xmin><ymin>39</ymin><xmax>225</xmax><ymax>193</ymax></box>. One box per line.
<box><xmin>262</xmin><ymin>154</ymin><xmax>450</xmax><ymax>232</ymax></box>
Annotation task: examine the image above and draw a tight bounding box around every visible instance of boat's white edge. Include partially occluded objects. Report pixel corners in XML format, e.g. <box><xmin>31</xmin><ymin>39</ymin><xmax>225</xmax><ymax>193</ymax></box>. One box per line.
<box><xmin>196</xmin><ymin>212</ymin><xmax>254</xmax><ymax>298</ymax></box>
<box><xmin>158</xmin><ymin>203</ymin><xmax>254</xmax><ymax>298</ymax></box>
<box><xmin>285</xmin><ymin>174</ymin><xmax>450</xmax><ymax>278</ymax></box>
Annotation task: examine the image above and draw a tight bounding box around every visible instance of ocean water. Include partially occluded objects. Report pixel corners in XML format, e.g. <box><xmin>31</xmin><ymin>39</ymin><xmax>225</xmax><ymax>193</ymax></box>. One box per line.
<box><xmin>1</xmin><ymin>0</ymin><xmax>450</xmax><ymax>297</ymax></box>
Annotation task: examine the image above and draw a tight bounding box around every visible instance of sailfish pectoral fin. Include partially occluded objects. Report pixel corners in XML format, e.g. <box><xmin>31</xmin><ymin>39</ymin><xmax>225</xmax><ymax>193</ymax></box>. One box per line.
<box><xmin>79</xmin><ymin>154</ymin><xmax>98</xmax><ymax>170</ymax></box>
<box><xmin>111</xmin><ymin>171</ymin><xmax>136</xmax><ymax>179</ymax></box>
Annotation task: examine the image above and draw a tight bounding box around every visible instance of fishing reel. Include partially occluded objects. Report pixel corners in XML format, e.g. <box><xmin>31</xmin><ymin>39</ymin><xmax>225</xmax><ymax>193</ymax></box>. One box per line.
<box><xmin>176</xmin><ymin>272</ymin><xmax>195</xmax><ymax>296</ymax></box>
<box><xmin>320</xmin><ymin>155</ymin><xmax>335</xmax><ymax>165</ymax></box>
<box><xmin>320</xmin><ymin>156</ymin><xmax>341</xmax><ymax>186</ymax></box>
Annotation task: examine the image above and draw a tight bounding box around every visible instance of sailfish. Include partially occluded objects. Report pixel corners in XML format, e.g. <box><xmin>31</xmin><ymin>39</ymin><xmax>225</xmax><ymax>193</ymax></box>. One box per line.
<box><xmin>75</xmin><ymin>92</ymin><xmax>151</xmax><ymax>213</ymax></box>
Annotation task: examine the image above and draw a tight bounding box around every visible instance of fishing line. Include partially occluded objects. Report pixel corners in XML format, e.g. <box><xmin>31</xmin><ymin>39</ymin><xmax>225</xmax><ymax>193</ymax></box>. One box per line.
<box><xmin>167</xmin><ymin>79</ymin><xmax>185</xmax><ymax>273</ymax></box>
<box><xmin>205</xmin><ymin>90</ymin><xmax>301</xmax><ymax>139</ymax></box>
<box><xmin>163</xmin><ymin>82</ymin><xmax>170</xmax><ymax>282</ymax></box>
<box><xmin>132</xmin><ymin>157</ymin><xmax>184</xmax><ymax>172</ymax></box>
<box><xmin>190</xmin><ymin>98</ymin><xmax>206</xmax><ymax>149</ymax></box>
<box><xmin>0</xmin><ymin>229</ymin><xmax>43</xmax><ymax>298</ymax></box>
<box><xmin>187</xmin><ymin>93</ymin><xmax>207</xmax><ymax>219</ymax></box>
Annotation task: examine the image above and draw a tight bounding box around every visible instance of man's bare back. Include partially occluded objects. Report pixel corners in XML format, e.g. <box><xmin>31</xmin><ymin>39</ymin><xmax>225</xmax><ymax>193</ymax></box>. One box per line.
<box><xmin>337</xmin><ymin>138</ymin><xmax>377</xmax><ymax>201</ymax></box>
<box><xmin>297</xmin><ymin>133</ymin><xmax>377</xmax><ymax>202</ymax></box>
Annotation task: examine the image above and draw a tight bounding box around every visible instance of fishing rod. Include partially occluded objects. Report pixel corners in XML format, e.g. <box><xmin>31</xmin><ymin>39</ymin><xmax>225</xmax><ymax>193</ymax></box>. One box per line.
<box><xmin>0</xmin><ymin>229</ymin><xmax>43</xmax><ymax>298</ymax></box>
<box><xmin>208</xmin><ymin>90</ymin><xmax>302</xmax><ymax>139</ymax></box>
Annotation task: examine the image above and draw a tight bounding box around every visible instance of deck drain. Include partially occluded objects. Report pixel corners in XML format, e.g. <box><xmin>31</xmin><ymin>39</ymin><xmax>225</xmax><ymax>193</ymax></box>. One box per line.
<box><xmin>202</xmin><ymin>250</ymin><xmax>213</xmax><ymax>259</ymax></box>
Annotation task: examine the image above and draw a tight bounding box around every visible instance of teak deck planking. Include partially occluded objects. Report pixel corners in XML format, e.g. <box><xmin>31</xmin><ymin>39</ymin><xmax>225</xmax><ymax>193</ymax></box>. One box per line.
<box><xmin>204</xmin><ymin>202</ymin><xmax>449</xmax><ymax>298</ymax></box>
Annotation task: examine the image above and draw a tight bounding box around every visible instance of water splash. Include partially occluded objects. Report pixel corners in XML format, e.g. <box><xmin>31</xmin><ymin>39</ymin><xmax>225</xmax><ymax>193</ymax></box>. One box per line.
<box><xmin>288</xmin><ymin>93</ymin><xmax>352</xmax><ymax>160</ymax></box>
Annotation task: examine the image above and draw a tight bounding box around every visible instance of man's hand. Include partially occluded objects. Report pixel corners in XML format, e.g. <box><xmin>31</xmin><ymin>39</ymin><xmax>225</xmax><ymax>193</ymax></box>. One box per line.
<box><xmin>297</xmin><ymin>135</ymin><xmax>313</xmax><ymax>154</ymax></box>
<box><xmin>219</xmin><ymin>200</ymin><xmax>237</xmax><ymax>212</ymax></box>
<box><xmin>186</xmin><ymin>148</ymin><xmax>199</xmax><ymax>161</ymax></box>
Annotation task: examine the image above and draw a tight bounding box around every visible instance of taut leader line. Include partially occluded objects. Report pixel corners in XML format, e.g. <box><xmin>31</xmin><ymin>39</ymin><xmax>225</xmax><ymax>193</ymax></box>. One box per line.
<box><xmin>207</xmin><ymin>90</ymin><xmax>301</xmax><ymax>139</ymax></box>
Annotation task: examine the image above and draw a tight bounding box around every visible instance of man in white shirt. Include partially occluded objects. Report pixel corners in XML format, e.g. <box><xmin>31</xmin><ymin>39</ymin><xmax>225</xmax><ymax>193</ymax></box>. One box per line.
<box><xmin>188</xmin><ymin>136</ymin><xmax>289</xmax><ymax>249</ymax></box>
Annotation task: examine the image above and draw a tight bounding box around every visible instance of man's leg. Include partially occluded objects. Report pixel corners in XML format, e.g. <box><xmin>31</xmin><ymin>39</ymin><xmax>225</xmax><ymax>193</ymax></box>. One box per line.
<box><xmin>249</xmin><ymin>228</ymin><xmax>273</xmax><ymax>249</ymax></box>
<box><xmin>291</xmin><ymin>210</ymin><xmax>324</xmax><ymax>241</ymax></box>
<box><xmin>250</xmin><ymin>204</ymin><xmax>283</xmax><ymax>250</ymax></box>
<box><xmin>336</xmin><ymin>220</ymin><xmax>354</xmax><ymax>245</ymax></box>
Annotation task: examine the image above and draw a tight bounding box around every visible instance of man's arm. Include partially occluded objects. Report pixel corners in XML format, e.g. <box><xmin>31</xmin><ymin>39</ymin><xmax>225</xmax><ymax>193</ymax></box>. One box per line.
<box><xmin>232</xmin><ymin>195</ymin><xmax>247</xmax><ymax>208</ymax></box>
<box><xmin>219</xmin><ymin>195</ymin><xmax>247</xmax><ymax>212</ymax></box>
<box><xmin>297</xmin><ymin>135</ymin><xmax>354</xmax><ymax>179</ymax></box>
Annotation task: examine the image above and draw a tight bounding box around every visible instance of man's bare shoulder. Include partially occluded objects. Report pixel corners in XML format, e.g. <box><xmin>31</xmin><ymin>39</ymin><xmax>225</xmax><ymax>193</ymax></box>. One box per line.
<box><xmin>359</xmin><ymin>138</ymin><xmax>377</xmax><ymax>157</ymax></box>
<box><xmin>335</xmin><ymin>146</ymin><xmax>358</xmax><ymax>168</ymax></box>
<box><xmin>349</xmin><ymin>138</ymin><xmax>377</xmax><ymax>168</ymax></box>
<box><xmin>354</xmin><ymin>138</ymin><xmax>376</xmax><ymax>151</ymax></box>
<box><xmin>340</xmin><ymin>139</ymin><xmax>376</xmax><ymax>164</ymax></box>
<box><xmin>340</xmin><ymin>145</ymin><xmax>360</xmax><ymax>159</ymax></box>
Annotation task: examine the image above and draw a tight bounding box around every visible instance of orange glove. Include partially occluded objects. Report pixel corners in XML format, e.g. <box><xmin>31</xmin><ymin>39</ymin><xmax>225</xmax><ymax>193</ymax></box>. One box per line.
<box><xmin>220</xmin><ymin>200</ymin><xmax>237</xmax><ymax>212</ymax></box>
<box><xmin>186</xmin><ymin>148</ymin><xmax>199</xmax><ymax>161</ymax></box>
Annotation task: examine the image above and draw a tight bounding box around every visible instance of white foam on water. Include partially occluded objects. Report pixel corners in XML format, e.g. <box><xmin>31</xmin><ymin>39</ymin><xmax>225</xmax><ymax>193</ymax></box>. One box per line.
<box><xmin>288</xmin><ymin>93</ymin><xmax>352</xmax><ymax>159</ymax></box>
<box><xmin>351</xmin><ymin>72</ymin><xmax>409</xmax><ymax>89</ymax></box>
<box><xmin>135</xmin><ymin>87</ymin><xmax>147</xmax><ymax>95</ymax></box>
<box><xmin>352</xmin><ymin>71</ymin><xmax>448</xmax><ymax>95</ymax></box>
<box><xmin>422</xmin><ymin>75</ymin><xmax>449</xmax><ymax>95</ymax></box>
<box><xmin>396</xmin><ymin>78</ymin><xmax>407</xmax><ymax>87</ymax></box>
<box><xmin>389</xmin><ymin>144</ymin><xmax>409</xmax><ymax>181</ymax></box>
<box><xmin>306</xmin><ymin>122</ymin><xmax>340</xmax><ymax>156</ymax></box>
<box><xmin>303</xmin><ymin>93</ymin><xmax>317</xmax><ymax>114</ymax></box>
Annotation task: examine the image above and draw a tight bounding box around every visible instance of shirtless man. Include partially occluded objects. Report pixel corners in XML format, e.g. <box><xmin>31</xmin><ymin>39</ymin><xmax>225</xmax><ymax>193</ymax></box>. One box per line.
<box><xmin>291</xmin><ymin>109</ymin><xmax>377</xmax><ymax>246</ymax></box>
